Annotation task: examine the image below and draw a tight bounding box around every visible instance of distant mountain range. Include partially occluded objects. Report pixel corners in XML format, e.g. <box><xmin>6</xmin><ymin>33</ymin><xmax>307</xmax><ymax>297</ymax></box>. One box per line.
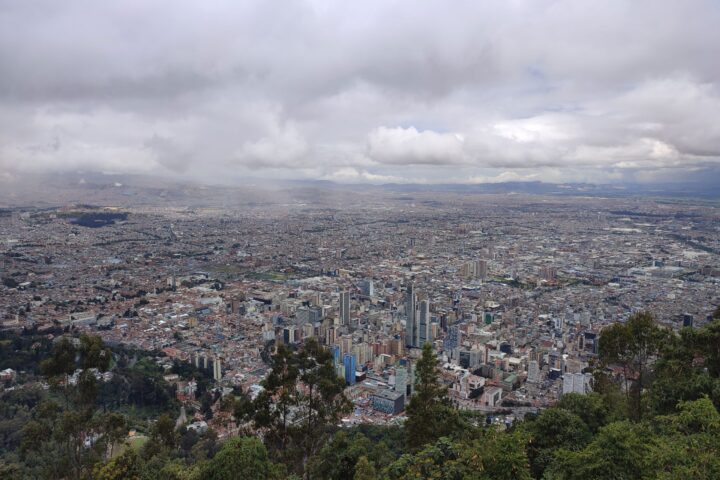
<box><xmin>1</xmin><ymin>172</ymin><xmax>718</xmax><ymax>209</ymax></box>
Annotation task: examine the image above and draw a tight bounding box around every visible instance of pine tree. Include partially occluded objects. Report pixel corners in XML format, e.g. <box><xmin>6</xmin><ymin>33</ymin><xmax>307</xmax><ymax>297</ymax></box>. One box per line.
<box><xmin>404</xmin><ymin>342</ymin><xmax>463</xmax><ymax>450</ymax></box>
<box><xmin>353</xmin><ymin>456</ymin><xmax>377</xmax><ymax>480</ymax></box>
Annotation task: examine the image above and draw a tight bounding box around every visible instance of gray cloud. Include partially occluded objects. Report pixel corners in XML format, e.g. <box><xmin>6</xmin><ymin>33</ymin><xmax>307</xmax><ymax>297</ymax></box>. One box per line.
<box><xmin>1</xmin><ymin>0</ymin><xmax>719</xmax><ymax>184</ymax></box>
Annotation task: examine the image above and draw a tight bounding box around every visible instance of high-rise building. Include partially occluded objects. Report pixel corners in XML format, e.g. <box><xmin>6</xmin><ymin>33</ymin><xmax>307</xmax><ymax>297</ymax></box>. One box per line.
<box><xmin>476</xmin><ymin>259</ymin><xmax>488</xmax><ymax>280</ymax></box>
<box><xmin>418</xmin><ymin>299</ymin><xmax>431</xmax><ymax>347</ymax></box>
<box><xmin>542</xmin><ymin>265</ymin><xmax>557</xmax><ymax>282</ymax></box>
<box><xmin>395</xmin><ymin>366</ymin><xmax>408</xmax><ymax>399</ymax></box>
<box><xmin>297</xmin><ymin>305</ymin><xmax>323</xmax><ymax>324</ymax></box>
<box><xmin>405</xmin><ymin>284</ymin><xmax>416</xmax><ymax>348</ymax></box>
<box><xmin>213</xmin><ymin>358</ymin><xmax>222</xmax><ymax>381</ymax></box>
<box><xmin>332</xmin><ymin>345</ymin><xmax>343</xmax><ymax>377</ymax></box>
<box><xmin>527</xmin><ymin>360</ymin><xmax>540</xmax><ymax>383</ymax></box>
<box><xmin>462</xmin><ymin>259</ymin><xmax>488</xmax><ymax>280</ymax></box>
<box><xmin>301</xmin><ymin>322</ymin><xmax>315</xmax><ymax>339</ymax></box>
<box><xmin>343</xmin><ymin>353</ymin><xmax>356</xmax><ymax>386</ymax></box>
<box><xmin>340</xmin><ymin>334</ymin><xmax>353</xmax><ymax>356</ymax></box>
<box><xmin>359</xmin><ymin>279</ymin><xmax>374</xmax><ymax>297</ymax></box>
<box><xmin>340</xmin><ymin>291</ymin><xmax>350</xmax><ymax>326</ymax></box>
<box><xmin>325</xmin><ymin>326</ymin><xmax>336</xmax><ymax>346</ymax></box>
<box><xmin>562</xmin><ymin>372</ymin><xmax>592</xmax><ymax>395</ymax></box>
<box><xmin>283</xmin><ymin>327</ymin><xmax>296</xmax><ymax>344</ymax></box>
<box><xmin>444</xmin><ymin>325</ymin><xmax>461</xmax><ymax>351</ymax></box>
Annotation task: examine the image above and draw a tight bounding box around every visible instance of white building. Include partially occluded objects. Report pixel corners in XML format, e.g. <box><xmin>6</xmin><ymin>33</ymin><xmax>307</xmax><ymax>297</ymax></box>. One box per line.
<box><xmin>527</xmin><ymin>360</ymin><xmax>540</xmax><ymax>383</ymax></box>
<box><xmin>562</xmin><ymin>372</ymin><xmax>592</xmax><ymax>395</ymax></box>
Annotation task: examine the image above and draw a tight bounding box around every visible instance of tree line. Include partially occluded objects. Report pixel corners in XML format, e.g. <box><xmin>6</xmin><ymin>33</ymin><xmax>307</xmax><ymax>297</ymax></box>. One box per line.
<box><xmin>1</xmin><ymin>305</ymin><xmax>720</xmax><ymax>478</ymax></box>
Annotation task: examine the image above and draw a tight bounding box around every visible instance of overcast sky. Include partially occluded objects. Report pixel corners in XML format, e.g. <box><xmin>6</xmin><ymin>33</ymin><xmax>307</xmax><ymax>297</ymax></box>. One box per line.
<box><xmin>1</xmin><ymin>0</ymin><xmax>719</xmax><ymax>184</ymax></box>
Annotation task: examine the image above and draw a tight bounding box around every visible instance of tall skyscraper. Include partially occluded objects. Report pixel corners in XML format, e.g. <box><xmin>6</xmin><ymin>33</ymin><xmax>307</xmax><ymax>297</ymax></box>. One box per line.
<box><xmin>395</xmin><ymin>366</ymin><xmax>408</xmax><ymax>399</ymax></box>
<box><xmin>527</xmin><ymin>360</ymin><xmax>540</xmax><ymax>383</ymax></box>
<box><xmin>213</xmin><ymin>358</ymin><xmax>222</xmax><ymax>381</ymax></box>
<box><xmin>444</xmin><ymin>325</ymin><xmax>461</xmax><ymax>351</ymax></box>
<box><xmin>418</xmin><ymin>299</ymin><xmax>431</xmax><ymax>347</ymax></box>
<box><xmin>405</xmin><ymin>284</ymin><xmax>416</xmax><ymax>348</ymax></box>
<box><xmin>477</xmin><ymin>259</ymin><xmax>488</xmax><ymax>280</ymax></box>
<box><xmin>343</xmin><ymin>353</ymin><xmax>356</xmax><ymax>386</ymax></box>
<box><xmin>359</xmin><ymin>279</ymin><xmax>374</xmax><ymax>297</ymax></box>
<box><xmin>340</xmin><ymin>290</ymin><xmax>350</xmax><ymax>325</ymax></box>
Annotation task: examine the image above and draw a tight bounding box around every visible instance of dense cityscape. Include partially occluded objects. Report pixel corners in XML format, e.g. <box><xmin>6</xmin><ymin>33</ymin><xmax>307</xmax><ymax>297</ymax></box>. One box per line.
<box><xmin>3</xmin><ymin>188</ymin><xmax>718</xmax><ymax>434</ymax></box>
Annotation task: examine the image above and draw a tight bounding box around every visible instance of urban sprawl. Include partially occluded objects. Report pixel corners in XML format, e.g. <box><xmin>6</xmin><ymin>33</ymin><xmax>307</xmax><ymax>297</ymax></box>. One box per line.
<box><xmin>2</xmin><ymin>192</ymin><xmax>719</xmax><ymax>436</ymax></box>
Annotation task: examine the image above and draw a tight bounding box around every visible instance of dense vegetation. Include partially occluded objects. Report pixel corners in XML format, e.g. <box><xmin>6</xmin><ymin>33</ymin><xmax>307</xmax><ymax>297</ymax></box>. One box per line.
<box><xmin>0</xmin><ymin>306</ymin><xmax>719</xmax><ymax>479</ymax></box>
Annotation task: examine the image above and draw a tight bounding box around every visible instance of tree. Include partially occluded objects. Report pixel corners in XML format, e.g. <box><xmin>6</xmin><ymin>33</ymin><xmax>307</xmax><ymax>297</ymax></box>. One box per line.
<box><xmin>41</xmin><ymin>337</ymin><xmax>76</xmax><ymax>379</ymax></box>
<box><xmin>77</xmin><ymin>369</ymin><xmax>99</xmax><ymax>407</ymax></box>
<box><xmin>545</xmin><ymin>397</ymin><xmax>720</xmax><ymax>480</ymax></box>
<box><xmin>294</xmin><ymin>338</ymin><xmax>352</xmax><ymax>472</ymax></box>
<box><xmin>102</xmin><ymin>412</ymin><xmax>128</xmax><ymax>459</ymax></box>
<box><xmin>555</xmin><ymin>393</ymin><xmax>610</xmax><ymax>433</ymax></box>
<box><xmin>79</xmin><ymin>334</ymin><xmax>111</xmax><ymax>371</ymax></box>
<box><xmin>386</xmin><ymin>432</ymin><xmax>531</xmax><ymax>480</ymax></box>
<box><xmin>694</xmin><ymin>318</ymin><xmax>720</xmax><ymax>378</ymax></box>
<box><xmin>53</xmin><ymin>409</ymin><xmax>101</xmax><ymax>480</ymax></box>
<box><xmin>250</xmin><ymin>338</ymin><xmax>350</xmax><ymax>476</ymax></box>
<box><xmin>200</xmin><ymin>391</ymin><xmax>215</xmax><ymax>420</ymax></box>
<box><xmin>543</xmin><ymin>421</ymin><xmax>653</xmax><ymax>480</ymax></box>
<box><xmin>308</xmin><ymin>430</ymin><xmax>394</xmax><ymax>480</ymax></box>
<box><xmin>521</xmin><ymin>408</ymin><xmax>592</xmax><ymax>478</ymax></box>
<box><xmin>404</xmin><ymin>342</ymin><xmax>463</xmax><ymax>450</ymax></box>
<box><xmin>93</xmin><ymin>449</ymin><xmax>143</xmax><ymax>480</ymax></box>
<box><xmin>353</xmin><ymin>456</ymin><xmax>377</xmax><ymax>480</ymax></box>
<box><xmin>598</xmin><ymin>311</ymin><xmax>667</xmax><ymax>420</ymax></box>
<box><xmin>651</xmin><ymin>317</ymin><xmax>720</xmax><ymax>414</ymax></box>
<box><xmin>202</xmin><ymin>437</ymin><xmax>283</xmax><ymax>480</ymax></box>
<box><xmin>151</xmin><ymin>414</ymin><xmax>177</xmax><ymax>449</ymax></box>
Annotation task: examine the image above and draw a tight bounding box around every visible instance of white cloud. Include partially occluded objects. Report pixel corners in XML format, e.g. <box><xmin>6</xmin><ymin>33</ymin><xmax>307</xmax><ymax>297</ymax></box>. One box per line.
<box><xmin>235</xmin><ymin>122</ymin><xmax>309</xmax><ymax>169</ymax></box>
<box><xmin>468</xmin><ymin>171</ymin><xmax>540</xmax><ymax>184</ymax></box>
<box><xmin>320</xmin><ymin>167</ymin><xmax>401</xmax><ymax>184</ymax></box>
<box><xmin>367</xmin><ymin>127</ymin><xmax>466</xmax><ymax>165</ymax></box>
<box><xmin>1</xmin><ymin>1</ymin><xmax>719</xmax><ymax>183</ymax></box>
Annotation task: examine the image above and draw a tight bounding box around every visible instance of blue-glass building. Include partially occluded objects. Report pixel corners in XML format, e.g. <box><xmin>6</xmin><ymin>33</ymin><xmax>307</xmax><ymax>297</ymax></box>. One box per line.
<box><xmin>343</xmin><ymin>353</ymin><xmax>356</xmax><ymax>386</ymax></box>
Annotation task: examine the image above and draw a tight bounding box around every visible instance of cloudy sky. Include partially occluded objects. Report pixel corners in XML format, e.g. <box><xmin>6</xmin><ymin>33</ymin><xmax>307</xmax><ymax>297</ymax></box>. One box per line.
<box><xmin>1</xmin><ymin>0</ymin><xmax>719</xmax><ymax>184</ymax></box>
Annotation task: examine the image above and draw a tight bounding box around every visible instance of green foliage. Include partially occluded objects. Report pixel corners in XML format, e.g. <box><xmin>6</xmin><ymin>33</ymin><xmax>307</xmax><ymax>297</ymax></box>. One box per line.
<box><xmin>79</xmin><ymin>334</ymin><xmax>112</xmax><ymax>371</ymax></box>
<box><xmin>405</xmin><ymin>342</ymin><xmax>464</xmax><ymax>450</ymax></box>
<box><xmin>308</xmin><ymin>430</ymin><xmax>395</xmax><ymax>480</ymax></box>
<box><xmin>151</xmin><ymin>414</ymin><xmax>177</xmax><ymax>449</ymax></box>
<box><xmin>202</xmin><ymin>436</ymin><xmax>284</xmax><ymax>480</ymax></box>
<box><xmin>521</xmin><ymin>408</ymin><xmax>592</xmax><ymax>478</ymax></box>
<box><xmin>545</xmin><ymin>397</ymin><xmax>720</xmax><ymax>480</ymax></box>
<box><xmin>651</xmin><ymin>319</ymin><xmax>720</xmax><ymax>414</ymax></box>
<box><xmin>353</xmin><ymin>455</ymin><xmax>377</xmax><ymax>480</ymax></box>
<box><xmin>40</xmin><ymin>337</ymin><xmax>77</xmax><ymax>378</ymax></box>
<box><xmin>93</xmin><ymin>449</ymin><xmax>143</xmax><ymax>480</ymax></box>
<box><xmin>386</xmin><ymin>431</ymin><xmax>532</xmax><ymax>480</ymax></box>
<box><xmin>249</xmin><ymin>338</ymin><xmax>351</xmax><ymax>474</ymax></box>
<box><xmin>76</xmin><ymin>369</ymin><xmax>99</xmax><ymax>407</ymax></box>
<box><xmin>598</xmin><ymin>311</ymin><xmax>668</xmax><ymax>420</ymax></box>
<box><xmin>544</xmin><ymin>421</ymin><xmax>653</xmax><ymax>480</ymax></box>
<box><xmin>554</xmin><ymin>393</ymin><xmax>610</xmax><ymax>433</ymax></box>
<box><xmin>0</xmin><ymin>330</ymin><xmax>55</xmax><ymax>374</ymax></box>
<box><xmin>99</xmin><ymin>356</ymin><xmax>178</xmax><ymax>413</ymax></box>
